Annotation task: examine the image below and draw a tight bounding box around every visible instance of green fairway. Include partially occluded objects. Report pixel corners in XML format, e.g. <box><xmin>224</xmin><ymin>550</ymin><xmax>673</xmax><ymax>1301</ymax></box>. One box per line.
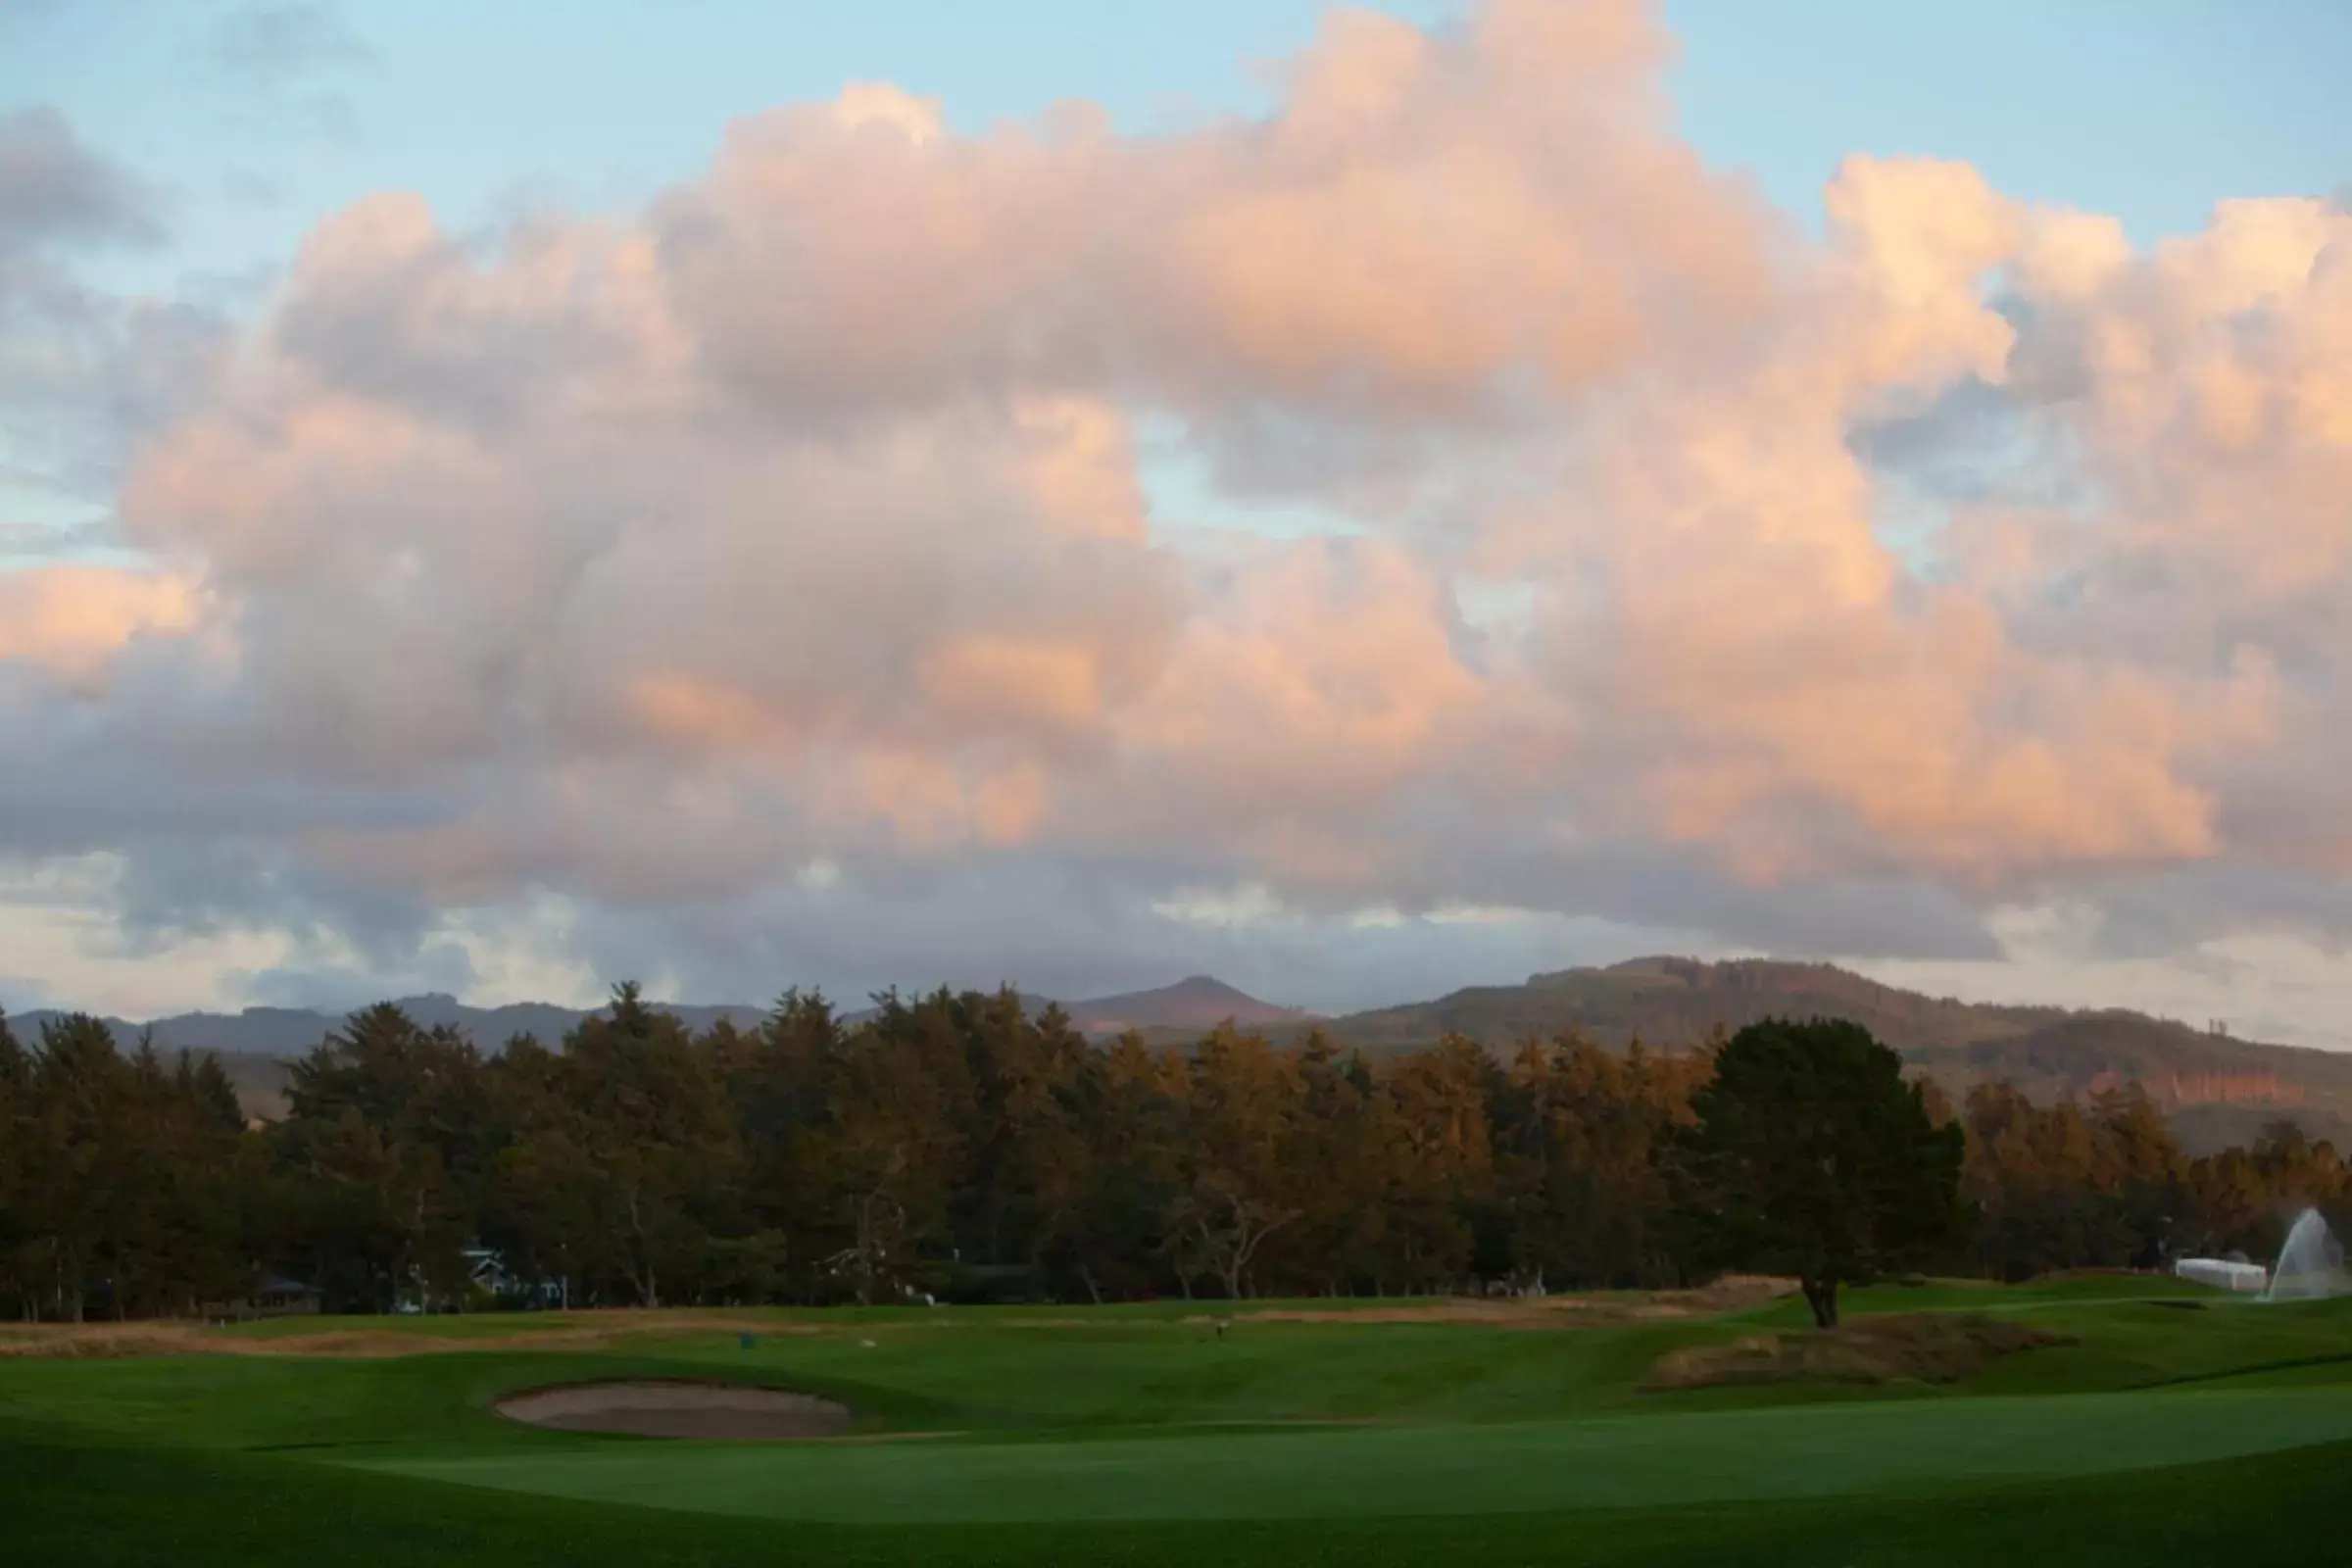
<box><xmin>6</xmin><ymin>1283</ymin><xmax>2350</xmax><ymax>1565</ymax></box>
<box><xmin>357</xmin><ymin>1387</ymin><xmax>2352</xmax><ymax>1523</ymax></box>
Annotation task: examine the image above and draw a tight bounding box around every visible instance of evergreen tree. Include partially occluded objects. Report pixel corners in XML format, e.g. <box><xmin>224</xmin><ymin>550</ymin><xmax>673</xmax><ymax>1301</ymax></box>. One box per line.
<box><xmin>9</xmin><ymin>978</ymin><xmax>2346</xmax><ymax>1321</ymax></box>
<box><xmin>1672</xmin><ymin>1018</ymin><xmax>1964</xmax><ymax>1327</ymax></box>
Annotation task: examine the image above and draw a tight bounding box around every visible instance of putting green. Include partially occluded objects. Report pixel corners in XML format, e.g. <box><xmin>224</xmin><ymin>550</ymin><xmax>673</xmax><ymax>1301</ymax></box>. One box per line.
<box><xmin>356</xmin><ymin>1385</ymin><xmax>2352</xmax><ymax>1524</ymax></box>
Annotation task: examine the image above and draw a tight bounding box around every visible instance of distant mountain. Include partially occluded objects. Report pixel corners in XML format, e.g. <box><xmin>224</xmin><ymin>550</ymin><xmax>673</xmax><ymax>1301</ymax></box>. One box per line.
<box><xmin>1312</xmin><ymin>956</ymin><xmax>2049</xmax><ymax>1054</ymax></box>
<box><xmin>2</xmin><ymin>977</ymin><xmax>1310</xmax><ymax>1118</ymax></box>
<box><xmin>1061</xmin><ymin>975</ymin><xmax>1314</xmax><ymax>1035</ymax></box>
<box><xmin>839</xmin><ymin>992</ymin><xmax>1058</xmax><ymax>1027</ymax></box>
<box><xmin>8</xmin><ymin>996</ymin><xmax>770</xmax><ymax>1119</ymax></box>
<box><xmin>17</xmin><ymin>959</ymin><xmax>2349</xmax><ymax>1153</ymax></box>
<box><xmin>837</xmin><ymin>977</ymin><xmax>1308</xmax><ymax>1035</ymax></box>
<box><xmin>12</xmin><ymin>976</ymin><xmax>1307</xmax><ymax>1062</ymax></box>
<box><xmin>1303</xmin><ymin>956</ymin><xmax>2352</xmax><ymax>1153</ymax></box>
<box><xmin>10</xmin><ymin>995</ymin><xmax>767</xmax><ymax>1061</ymax></box>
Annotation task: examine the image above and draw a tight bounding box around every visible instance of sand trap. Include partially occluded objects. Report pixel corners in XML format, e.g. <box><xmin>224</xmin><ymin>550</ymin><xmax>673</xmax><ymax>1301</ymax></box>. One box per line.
<box><xmin>496</xmin><ymin>1381</ymin><xmax>853</xmax><ymax>1440</ymax></box>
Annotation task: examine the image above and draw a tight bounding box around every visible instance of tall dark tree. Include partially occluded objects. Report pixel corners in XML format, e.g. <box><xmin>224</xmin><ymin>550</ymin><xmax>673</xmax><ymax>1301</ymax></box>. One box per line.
<box><xmin>276</xmin><ymin>1003</ymin><xmax>492</xmax><ymax>1310</ymax></box>
<box><xmin>21</xmin><ymin>1014</ymin><xmax>128</xmax><ymax>1320</ymax></box>
<box><xmin>1170</xmin><ymin>1025</ymin><xmax>1307</xmax><ymax>1298</ymax></box>
<box><xmin>1671</xmin><ymin>1018</ymin><xmax>1963</xmax><ymax>1327</ymax></box>
<box><xmin>510</xmin><ymin>984</ymin><xmax>744</xmax><ymax>1307</ymax></box>
<box><xmin>0</xmin><ymin>1008</ymin><xmax>28</xmax><ymax>1315</ymax></box>
<box><xmin>1377</xmin><ymin>1035</ymin><xmax>1494</xmax><ymax>1292</ymax></box>
<box><xmin>1500</xmin><ymin>1034</ymin><xmax>1706</xmax><ymax>1291</ymax></box>
<box><xmin>1063</xmin><ymin>1033</ymin><xmax>1185</xmax><ymax>1300</ymax></box>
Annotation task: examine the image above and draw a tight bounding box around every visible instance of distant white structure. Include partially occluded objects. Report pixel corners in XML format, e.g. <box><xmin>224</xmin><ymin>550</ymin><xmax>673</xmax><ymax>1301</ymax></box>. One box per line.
<box><xmin>2176</xmin><ymin>1257</ymin><xmax>2270</xmax><ymax>1293</ymax></box>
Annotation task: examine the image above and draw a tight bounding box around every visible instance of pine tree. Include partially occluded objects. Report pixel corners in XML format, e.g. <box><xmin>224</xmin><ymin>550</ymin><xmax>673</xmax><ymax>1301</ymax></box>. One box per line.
<box><xmin>1672</xmin><ymin>1018</ymin><xmax>1964</xmax><ymax>1328</ymax></box>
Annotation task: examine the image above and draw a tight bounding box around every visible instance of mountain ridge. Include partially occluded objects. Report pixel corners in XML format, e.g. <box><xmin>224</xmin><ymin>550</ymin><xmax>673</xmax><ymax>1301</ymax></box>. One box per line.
<box><xmin>6</xmin><ymin>974</ymin><xmax>1310</xmax><ymax>1061</ymax></box>
<box><xmin>13</xmin><ymin>957</ymin><xmax>2350</xmax><ymax>1152</ymax></box>
<box><xmin>1289</xmin><ymin>956</ymin><xmax>2352</xmax><ymax>1153</ymax></box>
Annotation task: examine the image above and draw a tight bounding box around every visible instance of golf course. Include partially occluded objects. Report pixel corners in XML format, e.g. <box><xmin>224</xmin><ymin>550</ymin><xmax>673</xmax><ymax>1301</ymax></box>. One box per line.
<box><xmin>7</xmin><ymin>1274</ymin><xmax>2351</xmax><ymax>1566</ymax></box>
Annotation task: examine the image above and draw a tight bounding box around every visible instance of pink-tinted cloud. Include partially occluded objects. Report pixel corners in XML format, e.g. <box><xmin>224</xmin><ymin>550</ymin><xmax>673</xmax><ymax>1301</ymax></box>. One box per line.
<box><xmin>6</xmin><ymin>0</ymin><xmax>2352</xmax><ymax>1012</ymax></box>
<box><xmin>0</xmin><ymin>565</ymin><xmax>201</xmax><ymax>687</ymax></box>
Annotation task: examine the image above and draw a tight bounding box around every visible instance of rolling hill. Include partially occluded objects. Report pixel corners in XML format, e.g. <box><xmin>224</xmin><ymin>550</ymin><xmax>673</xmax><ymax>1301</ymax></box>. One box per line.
<box><xmin>1305</xmin><ymin>956</ymin><xmax>2048</xmax><ymax>1055</ymax></box>
<box><xmin>1060</xmin><ymin>975</ymin><xmax>1314</xmax><ymax>1035</ymax></box>
<box><xmin>15</xmin><ymin>957</ymin><xmax>2352</xmax><ymax>1151</ymax></box>
<box><xmin>1300</xmin><ymin>956</ymin><xmax>2352</xmax><ymax>1152</ymax></box>
<box><xmin>3</xmin><ymin>977</ymin><xmax>1311</xmax><ymax>1118</ymax></box>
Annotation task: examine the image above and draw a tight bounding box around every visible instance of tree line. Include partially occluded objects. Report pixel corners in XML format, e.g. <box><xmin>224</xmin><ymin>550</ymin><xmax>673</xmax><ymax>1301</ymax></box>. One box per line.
<box><xmin>2</xmin><ymin>985</ymin><xmax>2344</xmax><ymax>1323</ymax></box>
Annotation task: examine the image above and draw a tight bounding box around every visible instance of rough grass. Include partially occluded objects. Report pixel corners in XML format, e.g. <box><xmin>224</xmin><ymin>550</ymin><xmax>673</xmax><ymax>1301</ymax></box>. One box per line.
<box><xmin>0</xmin><ymin>1276</ymin><xmax>1797</xmax><ymax>1354</ymax></box>
<box><xmin>0</xmin><ymin>1310</ymin><xmax>823</xmax><ymax>1358</ymax></box>
<box><xmin>1643</xmin><ymin>1311</ymin><xmax>2074</xmax><ymax>1390</ymax></box>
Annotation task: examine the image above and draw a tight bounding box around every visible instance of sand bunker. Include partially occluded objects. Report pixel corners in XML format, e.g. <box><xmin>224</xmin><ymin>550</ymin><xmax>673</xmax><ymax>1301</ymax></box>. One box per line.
<box><xmin>496</xmin><ymin>1381</ymin><xmax>852</xmax><ymax>1440</ymax></box>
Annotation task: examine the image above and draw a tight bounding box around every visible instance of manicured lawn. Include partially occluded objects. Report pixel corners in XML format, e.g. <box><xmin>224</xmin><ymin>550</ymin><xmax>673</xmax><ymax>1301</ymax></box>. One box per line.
<box><xmin>9</xmin><ymin>1416</ymin><xmax>2352</xmax><ymax>1567</ymax></box>
<box><xmin>4</xmin><ymin>1282</ymin><xmax>2348</xmax><ymax>1565</ymax></box>
<box><xmin>358</xmin><ymin>1387</ymin><xmax>2352</xmax><ymax>1523</ymax></box>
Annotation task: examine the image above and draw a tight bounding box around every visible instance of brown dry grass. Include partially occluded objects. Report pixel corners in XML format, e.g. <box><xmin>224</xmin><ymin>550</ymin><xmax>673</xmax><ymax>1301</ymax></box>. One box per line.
<box><xmin>0</xmin><ymin>1277</ymin><xmax>1804</xmax><ymax>1358</ymax></box>
<box><xmin>1186</xmin><ymin>1274</ymin><xmax>1798</xmax><ymax>1329</ymax></box>
<box><xmin>0</xmin><ymin>1311</ymin><xmax>820</xmax><ymax>1360</ymax></box>
<box><xmin>1642</xmin><ymin>1311</ymin><xmax>2074</xmax><ymax>1392</ymax></box>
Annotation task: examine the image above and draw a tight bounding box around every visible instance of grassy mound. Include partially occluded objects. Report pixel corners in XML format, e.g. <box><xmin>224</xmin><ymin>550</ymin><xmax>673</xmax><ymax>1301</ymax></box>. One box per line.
<box><xmin>1644</xmin><ymin>1311</ymin><xmax>2075</xmax><ymax>1390</ymax></box>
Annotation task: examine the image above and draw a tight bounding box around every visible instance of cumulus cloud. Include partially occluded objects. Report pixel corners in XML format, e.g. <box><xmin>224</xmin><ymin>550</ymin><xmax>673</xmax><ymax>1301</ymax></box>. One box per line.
<box><xmin>5</xmin><ymin>0</ymin><xmax>2352</xmax><ymax>1026</ymax></box>
<box><xmin>0</xmin><ymin>564</ymin><xmax>202</xmax><ymax>684</ymax></box>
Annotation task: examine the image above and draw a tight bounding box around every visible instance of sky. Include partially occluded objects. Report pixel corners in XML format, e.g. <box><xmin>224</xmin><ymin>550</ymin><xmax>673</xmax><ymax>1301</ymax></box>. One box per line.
<box><xmin>4</xmin><ymin>1</ymin><xmax>2352</xmax><ymax>1041</ymax></box>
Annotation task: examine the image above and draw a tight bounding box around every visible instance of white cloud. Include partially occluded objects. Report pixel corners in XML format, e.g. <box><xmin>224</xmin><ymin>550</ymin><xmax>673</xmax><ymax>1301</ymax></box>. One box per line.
<box><xmin>1153</xmin><ymin>884</ymin><xmax>1288</xmax><ymax>929</ymax></box>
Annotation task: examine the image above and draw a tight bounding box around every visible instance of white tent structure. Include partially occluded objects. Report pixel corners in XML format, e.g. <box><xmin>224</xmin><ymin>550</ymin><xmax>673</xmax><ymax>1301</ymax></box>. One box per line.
<box><xmin>2175</xmin><ymin>1257</ymin><xmax>2269</xmax><ymax>1293</ymax></box>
